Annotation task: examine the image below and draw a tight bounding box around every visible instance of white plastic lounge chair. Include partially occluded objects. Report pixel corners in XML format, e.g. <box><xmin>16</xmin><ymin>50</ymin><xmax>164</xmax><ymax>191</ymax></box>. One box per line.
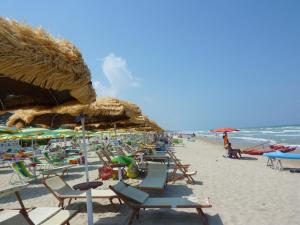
<box><xmin>110</xmin><ymin>182</ymin><xmax>212</xmax><ymax>225</ymax></box>
<box><xmin>43</xmin><ymin>175</ymin><xmax>120</xmax><ymax>207</ymax></box>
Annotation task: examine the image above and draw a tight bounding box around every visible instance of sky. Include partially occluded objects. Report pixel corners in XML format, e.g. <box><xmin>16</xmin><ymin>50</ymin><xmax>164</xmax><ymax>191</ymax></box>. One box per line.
<box><xmin>1</xmin><ymin>0</ymin><xmax>300</xmax><ymax>130</ymax></box>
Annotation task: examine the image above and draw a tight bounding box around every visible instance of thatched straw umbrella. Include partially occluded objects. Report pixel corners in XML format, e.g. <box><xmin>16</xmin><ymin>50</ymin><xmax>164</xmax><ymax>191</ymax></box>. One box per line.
<box><xmin>0</xmin><ymin>17</ymin><xmax>97</xmax><ymax>224</ymax></box>
<box><xmin>0</xmin><ymin>17</ymin><xmax>96</xmax><ymax>110</ymax></box>
<box><xmin>82</xmin><ymin>115</ymin><xmax>164</xmax><ymax>133</ymax></box>
<box><xmin>6</xmin><ymin>97</ymin><xmax>142</xmax><ymax>128</ymax></box>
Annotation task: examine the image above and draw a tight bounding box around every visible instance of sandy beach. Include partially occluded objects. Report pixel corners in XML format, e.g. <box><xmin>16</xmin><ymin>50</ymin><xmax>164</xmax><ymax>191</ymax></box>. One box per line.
<box><xmin>1</xmin><ymin>138</ymin><xmax>300</xmax><ymax>225</ymax></box>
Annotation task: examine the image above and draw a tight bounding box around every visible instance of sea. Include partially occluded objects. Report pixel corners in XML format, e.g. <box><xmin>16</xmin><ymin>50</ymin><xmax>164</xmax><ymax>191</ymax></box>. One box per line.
<box><xmin>183</xmin><ymin>125</ymin><xmax>300</xmax><ymax>152</ymax></box>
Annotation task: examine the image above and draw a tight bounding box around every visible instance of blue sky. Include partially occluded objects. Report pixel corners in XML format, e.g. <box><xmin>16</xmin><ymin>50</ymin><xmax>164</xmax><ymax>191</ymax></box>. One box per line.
<box><xmin>1</xmin><ymin>1</ymin><xmax>300</xmax><ymax>130</ymax></box>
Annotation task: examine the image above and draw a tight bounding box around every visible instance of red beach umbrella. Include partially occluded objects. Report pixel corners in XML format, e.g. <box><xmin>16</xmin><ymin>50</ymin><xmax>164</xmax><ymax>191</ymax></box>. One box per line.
<box><xmin>210</xmin><ymin>128</ymin><xmax>240</xmax><ymax>133</ymax></box>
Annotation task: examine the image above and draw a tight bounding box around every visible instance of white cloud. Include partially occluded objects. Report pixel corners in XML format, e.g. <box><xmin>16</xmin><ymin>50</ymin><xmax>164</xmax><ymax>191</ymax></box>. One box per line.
<box><xmin>93</xmin><ymin>80</ymin><xmax>100</xmax><ymax>89</ymax></box>
<box><xmin>95</xmin><ymin>53</ymin><xmax>140</xmax><ymax>97</ymax></box>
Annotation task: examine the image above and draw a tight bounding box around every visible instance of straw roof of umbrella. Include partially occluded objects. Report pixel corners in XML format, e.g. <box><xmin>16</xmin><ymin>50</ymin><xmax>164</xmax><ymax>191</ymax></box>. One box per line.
<box><xmin>6</xmin><ymin>97</ymin><xmax>142</xmax><ymax>128</ymax></box>
<box><xmin>0</xmin><ymin>17</ymin><xmax>96</xmax><ymax>110</ymax></box>
<box><xmin>82</xmin><ymin>115</ymin><xmax>164</xmax><ymax>132</ymax></box>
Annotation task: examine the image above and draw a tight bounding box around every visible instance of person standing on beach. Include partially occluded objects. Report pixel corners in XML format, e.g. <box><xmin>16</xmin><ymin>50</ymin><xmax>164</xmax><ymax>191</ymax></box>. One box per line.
<box><xmin>223</xmin><ymin>132</ymin><xmax>229</xmax><ymax>147</ymax></box>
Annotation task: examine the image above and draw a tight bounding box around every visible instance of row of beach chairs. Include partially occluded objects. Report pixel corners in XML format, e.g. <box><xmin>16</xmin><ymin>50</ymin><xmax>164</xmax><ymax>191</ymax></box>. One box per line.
<box><xmin>1</xmin><ymin>141</ymin><xmax>211</xmax><ymax>225</ymax></box>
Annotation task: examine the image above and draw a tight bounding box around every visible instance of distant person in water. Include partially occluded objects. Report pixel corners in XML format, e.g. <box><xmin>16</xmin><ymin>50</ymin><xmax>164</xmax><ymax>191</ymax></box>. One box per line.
<box><xmin>226</xmin><ymin>143</ymin><xmax>242</xmax><ymax>159</ymax></box>
<box><xmin>223</xmin><ymin>132</ymin><xmax>229</xmax><ymax>147</ymax></box>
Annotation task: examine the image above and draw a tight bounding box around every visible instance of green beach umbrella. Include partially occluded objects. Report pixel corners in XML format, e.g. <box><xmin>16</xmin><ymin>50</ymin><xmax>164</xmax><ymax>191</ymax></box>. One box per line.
<box><xmin>0</xmin><ymin>126</ymin><xmax>19</xmax><ymax>134</ymax></box>
<box><xmin>20</xmin><ymin>127</ymin><xmax>50</xmax><ymax>135</ymax></box>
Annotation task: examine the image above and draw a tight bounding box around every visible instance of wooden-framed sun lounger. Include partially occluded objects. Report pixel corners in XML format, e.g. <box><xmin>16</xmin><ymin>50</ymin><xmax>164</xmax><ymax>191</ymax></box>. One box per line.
<box><xmin>167</xmin><ymin>150</ymin><xmax>197</xmax><ymax>184</ymax></box>
<box><xmin>0</xmin><ymin>208</ymin><xmax>78</xmax><ymax>225</ymax></box>
<box><xmin>0</xmin><ymin>184</ymin><xmax>78</xmax><ymax>225</ymax></box>
<box><xmin>138</xmin><ymin>163</ymin><xmax>168</xmax><ymax>192</ymax></box>
<box><xmin>43</xmin><ymin>175</ymin><xmax>120</xmax><ymax>207</ymax></box>
<box><xmin>110</xmin><ymin>182</ymin><xmax>212</xmax><ymax>225</ymax></box>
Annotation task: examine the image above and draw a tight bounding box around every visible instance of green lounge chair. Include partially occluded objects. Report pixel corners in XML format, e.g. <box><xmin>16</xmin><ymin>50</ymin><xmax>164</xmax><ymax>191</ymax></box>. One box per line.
<box><xmin>43</xmin><ymin>152</ymin><xmax>81</xmax><ymax>166</ymax></box>
<box><xmin>10</xmin><ymin>161</ymin><xmax>36</xmax><ymax>184</ymax></box>
<box><xmin>29</xmin><ymin>156</ymin><xmax>44</xmax><ymax>164</ymax></box>
<box><xmin>43</xmin><ymin>152</ymin><xmax>64</xmax><ymax>165</ymax></box>
<box><xmin>172</xmin><ymin>138</ymin><xmax>185</xmax><ymax>146</ymax></box>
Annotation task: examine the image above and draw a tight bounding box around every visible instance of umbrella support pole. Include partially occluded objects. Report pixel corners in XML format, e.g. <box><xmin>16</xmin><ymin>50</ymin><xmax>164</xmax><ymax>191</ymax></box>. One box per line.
<box><xmin>81</xmin><ymin>117</ymin><xmax>94</xmax><ymax>225</ymax></box>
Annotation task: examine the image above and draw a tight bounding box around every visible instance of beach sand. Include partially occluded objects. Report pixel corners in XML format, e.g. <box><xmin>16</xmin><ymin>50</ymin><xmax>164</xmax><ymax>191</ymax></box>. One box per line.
<box><xmin>1</xmin><ymin>138</ymin><xmax>300</xmax><ymax>225</ymax></box>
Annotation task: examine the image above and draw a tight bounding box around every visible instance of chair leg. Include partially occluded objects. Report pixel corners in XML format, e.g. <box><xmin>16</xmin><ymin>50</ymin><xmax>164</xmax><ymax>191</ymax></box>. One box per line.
<box><xmin>59</xmin><ymin>199</ymin><xmax>65</xmax><ymax>207</ymax></box>
<box><xmin>127</xmin><ymin>209</ymin><xmax>138</xmax><ymax>225</ymax></box>
<box><xmin>196</xmin><ymin>208</ymin><xmax>208</xmax><ymax>225</ymax></box>
<box><xmin>186</xmin><ymin>175</ymin><xmax>195</xmax><ymax>184</ymax></box>
<box><xmin>68</xmin><ymin>198</ymin><xmax>72</xmax><ymax>206</ymax></box>
<box><xmin>118</xmin><ymin>198</ymin><xmax>122</xmax><ymax>204</ymax></box>
<box><xmin>136</xmin><ymin>209</ymin><xmax>140</xmax><ymax>219</ymax></box>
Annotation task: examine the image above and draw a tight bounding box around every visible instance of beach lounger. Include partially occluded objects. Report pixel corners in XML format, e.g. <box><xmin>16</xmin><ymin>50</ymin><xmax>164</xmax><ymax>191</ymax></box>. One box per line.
<box><xmin>172</xmin><ymin>138</ymin><xmax>185</xmax><ymax>147</ymax></box>
<box><xmin>30</xmin><ymin>156</ymin><xmax>73</xmax><ymax>178</ymax></box>
<box><xmin>10</xmin><ymin>161</ymin><xmax>37</xmax><ymax>184</ymax></box>
<box><xmin>96</xmin><ymin>150</ymin><xmax>112</xmax><ymax>166</ymax></box>
<box><xmin>43</xmin><ymin>175</ymin><xmax>119</xmax><ymax>207</ymax></box>
<box><xmin>138</xmin><ymin>164</ymin><xmax>168</xmax><ymax>191</ymax></box>
<box><xmin>0</xmin><ymin>207</ymin><xmax>78</xmax><ymax>225</ymax></box>
<box><xmin>0</xmin><ymin>184</ymin><xmax>78</xmax><ymax>225</ymax></box>
<box><xmin>167</xmin><ymin>151</ymin><xmax>197</xmax><ymax>184</ymax></box>
<box><xmin>43</xmin><ymin>152</ymin><xmax>65</xmax><ymax>166</ymax></box>
<box><xmin>143</xmin><ymin>152</ymin><xmax>169</xmax><ymax>164</ymax></box>
<box><xmin>263</xmin><ymin>151</ymin><xmax>300</xmax><ymax>170</ymax></box>
<box><xmin>110</xmin><ymin>182</ymin><xmax>212</xmax><ymax>225</ymax></box>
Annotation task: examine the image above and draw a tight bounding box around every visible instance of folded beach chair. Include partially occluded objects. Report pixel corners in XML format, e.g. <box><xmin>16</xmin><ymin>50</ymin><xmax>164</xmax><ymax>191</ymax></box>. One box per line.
<box><xmin>138</xmin><ymin>164</ymin><xmax>168</xmax><ymax>192</ymax></box>
<box><xmin>0</xmin><ymin>184</ymin><xmax>78</xmax><ymax>225</ymax></box>
<box><xmin>110</xmin><ymin>182</ymin><xmax>212</xmax><ymax>225</ymax></box>
<box><xmin>96</xmin><ymin>150</ymin><xmax>113</xmax><ymax>167</ymax></box>
<box><xmin>43</xmin><ymin>175</ymin><xmax>120</xmax><ymax>207</ymax></box>
<box><xmin>167</xmin><ymin>151</ymin><xmax>197</xmax><ymax>184</ymax></box>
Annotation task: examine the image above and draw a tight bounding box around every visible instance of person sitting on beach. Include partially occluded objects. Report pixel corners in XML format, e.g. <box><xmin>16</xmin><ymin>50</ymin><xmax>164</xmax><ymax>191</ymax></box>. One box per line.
<box><xmin>223</xmin><ymin>132</ymin><xmax>229</xmax><ymax>147</ymax></box>
<box><xmin>226</xmin><ymin>143</ymin><xmax>242</xmax><ymax>159</ymax></box>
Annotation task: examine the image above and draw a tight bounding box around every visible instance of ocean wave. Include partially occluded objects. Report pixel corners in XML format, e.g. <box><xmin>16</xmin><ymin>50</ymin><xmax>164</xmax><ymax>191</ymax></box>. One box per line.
<box><xmin>201</xmin><ymin>134</ymin><xmax>219</xmax><ymax>137</ymax></box>
<box><xmin>231</xmin><ymin>136</ymin><xmax>275</xmax><ymax>143</ymax></box>
<box><xmin>282</xmin><ymin>129</ymin><xmax>300</xmax><ymax>133</ymax></box>
<box><xmin>275</xmin><ymin>134</ymin><xmax>300</xmax><ymax>137</ymax></box>
<box><xmin>259</xmin><ymin>131</ymin><xmax>284</xmax><ymax>134</ymax></box>
<box><xmin>238</xmin><ymin>130</ymin><xmax>259</xmax><ymax>133</ymax></box>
